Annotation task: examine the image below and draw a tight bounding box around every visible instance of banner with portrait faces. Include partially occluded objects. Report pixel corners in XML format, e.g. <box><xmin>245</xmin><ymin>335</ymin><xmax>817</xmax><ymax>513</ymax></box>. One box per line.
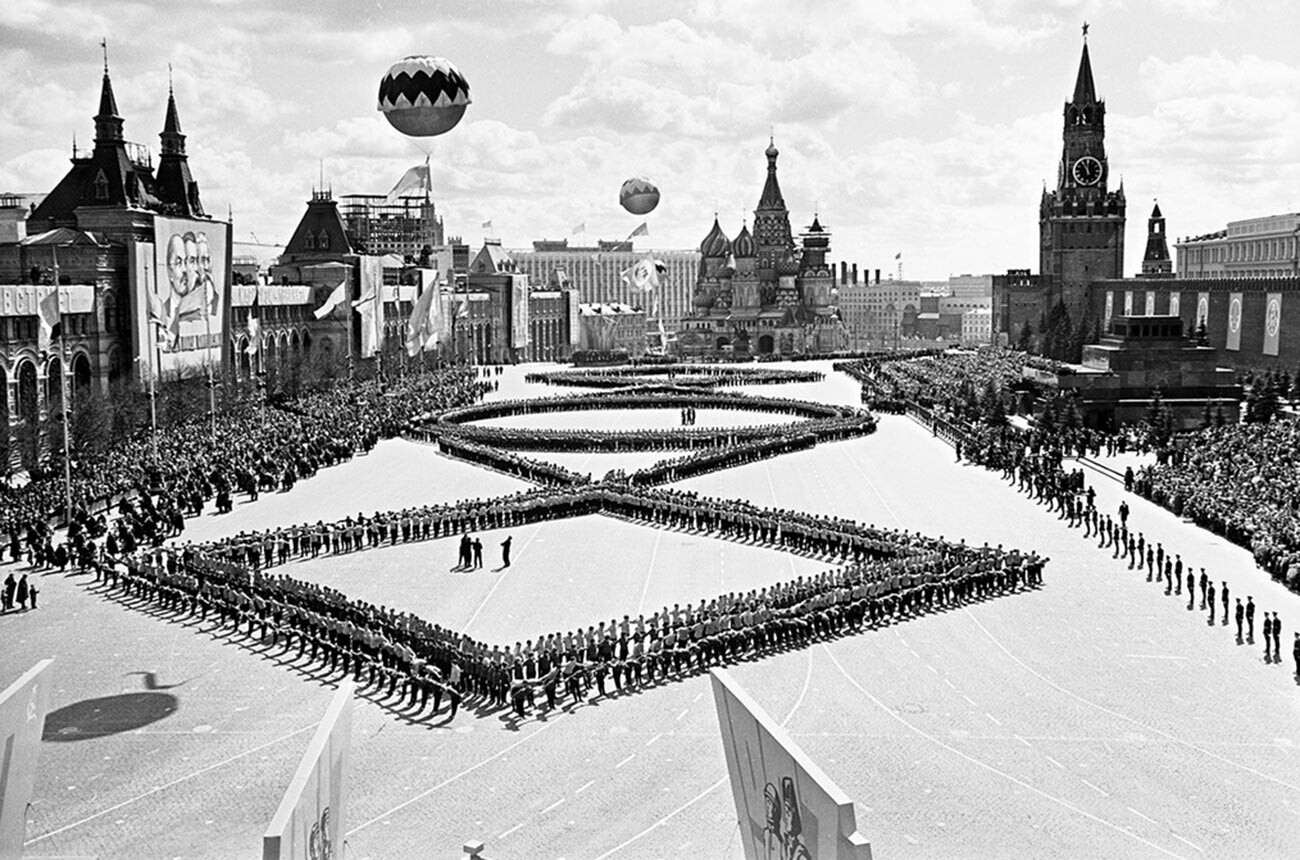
<box><xmin>1103</xmin><ymin>291</ymin><xmax>1114</xmax><ymax>334</ymax></box>
<box><xmin>1227</xmin><ymin>292</ymin><xmax>1243</xmax><ymax>351</ymax></box>
<box><xmin>711</xmin><ymin>669</ymin><xmax>872</xmax><ymax>860</ymax></box>
<box><xmin>133</xmin><ymin>216</ymin><xmax>232</xmax><ymax>379</ymax></box>
<box><xmin>1168</xmin><ymin>291</ymin><xmax>1180</xmax><ymax>321</ymax></box>
<box><xmin>1196</xmin><ymin>292</ymin><xmax>1210</xmax><ymax>335</ymax></box>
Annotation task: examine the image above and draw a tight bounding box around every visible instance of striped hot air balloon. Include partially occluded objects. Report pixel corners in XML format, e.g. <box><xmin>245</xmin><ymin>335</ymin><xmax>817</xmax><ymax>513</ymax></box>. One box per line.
<box><xmin>619</xmin><ymin>176</ymin><xmax>660</xmax><ymax>216</ymax></box>
<box><xmin>377</xmin><ymin>56</ymin><xmax>471</xmax><ymax>138</ymax></box>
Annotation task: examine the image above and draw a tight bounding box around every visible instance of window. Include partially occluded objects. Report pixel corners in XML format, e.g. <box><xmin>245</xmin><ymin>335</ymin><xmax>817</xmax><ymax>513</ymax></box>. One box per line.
<box><xmin>319</xmin><ymin>229</ymin><xmax>329</xmax><ymax>250</ymax></box>
<box><xmin>304</xmin><ymin>231</ymin><xmax>315</xmax><ymax>250</ymax></box>
<box><xmin>93</xmin><ymin>170</ymin><xmax>110</xmax><ymax>201</ymax></box>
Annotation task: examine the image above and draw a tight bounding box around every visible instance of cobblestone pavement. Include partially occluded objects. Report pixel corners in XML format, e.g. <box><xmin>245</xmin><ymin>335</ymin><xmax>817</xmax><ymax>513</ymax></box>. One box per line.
<box><xmin>4</xmin><ymin>361</ymin><xmax>1298</xmax><ymax>860</ymax></box>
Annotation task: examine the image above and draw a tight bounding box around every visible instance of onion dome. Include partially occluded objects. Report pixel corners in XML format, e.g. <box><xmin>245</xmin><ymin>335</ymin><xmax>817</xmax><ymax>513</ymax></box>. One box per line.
<box><xmin>699</xmin><ymin>217</ymin><xmax>731</xmax><ymax>258</ymax></box>
<box><xmin>732</xmin><ymin>223</ymin><xmax>755</xmax><ymax>258</ymax></box>
<box><xmin>765</xmin><ymin>137</ymin><xmax>779</xmax><ymax>160</ymax></box>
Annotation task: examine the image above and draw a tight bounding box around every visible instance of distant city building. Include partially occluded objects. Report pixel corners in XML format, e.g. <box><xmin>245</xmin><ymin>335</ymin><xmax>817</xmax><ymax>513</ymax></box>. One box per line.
<box><xmin>961</xmin><ymin>307</ymin><xmax>993</xmax><ymax>346</ymax></box>
<box><xmin>509</xmin><ymin>240</ymin><xmax>698</xmax><ymax>335</ymax></box>
<box><xmin>338</xmin><ymin>194</ymin><xmax>445</xmax><ymax>260</ymax></box>
<box><xmin>577</xmin><ymin>302</ymin><xmax>647</xmax><ymax>357</ymax></box>
<box><xmin>1175</xmin><ymin>212</ymin><xmax>1300</xmax><ymax>279</ymax></box>
<box><xmin>678</xmin><ymin>139</ymin><xmax>843</xmax><ymax>357</ymax></box>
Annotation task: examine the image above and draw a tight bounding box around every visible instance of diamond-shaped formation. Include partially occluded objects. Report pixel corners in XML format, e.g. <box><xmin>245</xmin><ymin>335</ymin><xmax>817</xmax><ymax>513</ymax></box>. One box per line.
<box><xmin>117</xmin><ymin>374</ymin><xmax>1045</xmax><ymax>721</ymax></box>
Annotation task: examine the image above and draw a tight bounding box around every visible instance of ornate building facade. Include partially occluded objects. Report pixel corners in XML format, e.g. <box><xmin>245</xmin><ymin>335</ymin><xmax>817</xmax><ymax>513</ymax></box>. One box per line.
<box><xmin>678</xmin><ymin>140</ymin><xmax>843</xmax><ymax>356</ymax></box>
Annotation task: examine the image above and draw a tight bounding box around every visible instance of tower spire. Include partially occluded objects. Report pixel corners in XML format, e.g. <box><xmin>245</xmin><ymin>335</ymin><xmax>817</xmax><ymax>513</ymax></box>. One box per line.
<box><xmin>94</xmin><ymin>39</ymin><xmax>124</xmax><ymax>145</ymax></box>
<box><xmin>1073</xmin><ymin>32</ymin><xmax>1097</xmax><ymax>104</ymax></box>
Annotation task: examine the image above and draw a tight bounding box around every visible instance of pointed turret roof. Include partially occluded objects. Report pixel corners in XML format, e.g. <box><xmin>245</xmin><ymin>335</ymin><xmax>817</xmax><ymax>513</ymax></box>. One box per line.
<box><xmin>758</xmin><ymin>137</ymin><xmax>785</xmax><ymax>211</ymax></box>
<box><xmin>97</xmin><ymin>69</ymin><xmax>120</xmax><ymax>120</ymax></box>
<box><xmin>1072</xmin><ymin>42</ymin><xmax>1097</xmax><ymax>104</ymax></box>
<box><xmin>163</xmin><ymin>86</ymin><xmax>183</xmax><ymax>137</ymax></box>
<box><xmin>1151</xmin><ymin>201</ymin><xmax>1163</xmax><ymax>218</ymax></box>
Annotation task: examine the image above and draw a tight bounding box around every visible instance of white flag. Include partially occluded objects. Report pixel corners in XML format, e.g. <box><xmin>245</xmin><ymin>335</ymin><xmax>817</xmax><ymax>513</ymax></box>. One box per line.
<box><xmin>384</xmin><ymin>161</ymin><xmax>430</xmax><ymax>204</ymax></box>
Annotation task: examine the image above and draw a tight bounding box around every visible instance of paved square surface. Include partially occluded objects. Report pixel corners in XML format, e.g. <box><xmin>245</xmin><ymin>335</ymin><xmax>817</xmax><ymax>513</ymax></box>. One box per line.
<box><xmin>4</xmin><ymin>361</ymin><xmax>1299</xmax><ymax>860</ymax></box>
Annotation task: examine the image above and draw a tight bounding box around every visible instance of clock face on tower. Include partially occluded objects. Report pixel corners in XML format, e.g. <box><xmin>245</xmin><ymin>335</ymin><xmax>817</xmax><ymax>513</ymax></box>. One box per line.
<box><xmin>1072</xmin><ymin>155</ymin><xmax>1102</xmax><ymax>186</ymax></box>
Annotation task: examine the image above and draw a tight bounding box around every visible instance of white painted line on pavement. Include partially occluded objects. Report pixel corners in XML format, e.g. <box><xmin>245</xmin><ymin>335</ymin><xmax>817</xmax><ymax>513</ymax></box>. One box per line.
<box><xmin>964</xmin><ymin>608</ymin><xmax>1300</xmax><ymax>795</ymax></box>
<box><xmin>646</xmin><ymin>733</ymin><xmax>663</xmax><ymax>747</ymax></box>
<box><xmin>1169</xmin><ymin>831</ymin><xmax>1205</xmax><ymax>853</ymax></box>
<box><xmin>943</xmin><ymin>678</ymin><xmax>957</xmax><ymax>689</ymax></box>
<box><xmin>635</xmin><ymin>530</ymin><xmax>664</xmax><ymax>615</ymax></box>
<box><xmin>676</xmin><ymin>708</ymin><xmax>689</xmax><ymax>721</ymax></box>
<box><xmin>616</xmin><ymin>754</ymin><xmax>636</xmax><ymax>769</ymax></box>
<box><xmin>986</xmin><ymin>713</ymin><xmax>1002</xmax><ymax>726</ymax></box>
<box><xmin>963</xmin><ymin>695</ymin><xmax>978</xmax><ymax>706</ymax></box>
<box><xmin>1014</xmin><ymin>734</ymin><xmax>1032</xmax><ymax>747</ymax></box>
<box><xmin>24</xmin><ymin>719</ymin><xmax>320</xmax><ymax>846</ymax></box>
<box><xmin>541</xmin><ymin>798</ymin><xmax>565</xmax><ymax>815</ymax></box>
<box><xmin>1045</xmin><ymin>756</ymin><xmax>1065</xmax><ymax>769</ymax></box>
<box><xmin>498</xmin><ymin>822</ymin><xmax>524</xmax><ymax>840</ymax></box>
<box><xmin>822</xmin><ymin>646</ymin><xmax>1188</xmax><ymax>860</ymax></box>
<box><xmin>693</xmin><ymin>693</ymin><xmax>702</xmax><ymax>702</ymax></box>
<box><xmin>1127</xmin><ymin>807</ymin><xmax>1157</xmax><ymax>825</ymax></box>
<box><xmin>926</xmin><ymin>664</ymin><xmax>938</xmax><ymax>673</ymax></box>
<box><xmin>347</xmin><ymin>718</ymin><xmax>558</xmax><ymax>836</ymax></box>
<box><xmin>460</xmin><ymin>523</ymin><xmax>544</xmax><ymax>635</ymax></box>
<box><xmin>590</xmin><ymin>647</ymin><xmax>816</xmax><ymax>860</ymax></box>
<box><xmin>575</xmin><ymin>779</ymin><xmax>595</xmax><ymax>795</ymax></box>
<box><xmin>1080</xmin><ymin>779</ymin><xmax>1110</xmax><ymax>797</ymax></box>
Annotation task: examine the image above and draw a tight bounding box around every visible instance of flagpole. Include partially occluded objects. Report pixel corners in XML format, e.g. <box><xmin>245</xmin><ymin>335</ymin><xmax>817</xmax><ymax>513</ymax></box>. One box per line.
<box><xmin>346</xmin><ymin>273</ymin><xmax>354</xmax><ymax>381</ymax></box>
<box><xmin>147</xmin><ymin>267</ymin><xmax>159</xmax><ymax>465</ymax></box>
<box><xmin>203</xmin><ymin>267</ymin><xmax>217</xmax><ymax>439</ymax></box>
<box><xmin>52</xmin><ymin>246</ymin><xmax>72</xmax><ymax>525</ymax></box>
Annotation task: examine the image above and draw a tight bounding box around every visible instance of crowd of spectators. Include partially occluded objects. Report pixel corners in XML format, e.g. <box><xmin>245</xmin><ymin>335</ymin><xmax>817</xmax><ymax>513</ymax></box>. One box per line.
<box><xmin>1138</xmin><ymin>422</ymin><xmax>1300</xmax><ymax>587</ymax></box>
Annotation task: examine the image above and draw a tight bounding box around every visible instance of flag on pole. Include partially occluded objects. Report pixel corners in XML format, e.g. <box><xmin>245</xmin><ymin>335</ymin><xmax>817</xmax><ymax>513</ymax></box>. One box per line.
<box><xmin>572</xmin><ymin>222</ymin><xmax>585</xmax><ymax>235</ymax></box>
<box><xmin>628</xmin><ymin>222</ymin><xmax>649</xmax><ymax>240</ymax></box>
<box><xmin>313</xmin><ymin>279</ymin><xmax>348</xmax><ymax>320</ymax></box>
<box><xmin>894</xmin><ymin>251</ymin><xmax>902</xmax><ymax>260</ymax></box>
<box><xmin>383</xmin><ymin>159</ymin><xmax>431</xmax><ymax>204</ymax></box>
<box><xmin>245</xmin><ymin>287</ymin><xmax>261</xmax><ymax>355</ymax></box>
<box><xmin>481</xmin><ymin>219</ymin><xmax>493</xmax><ymax>229</ymax></box>
<box><xmin>404</xmin><ymin>278</ymin><xmax>439</xmax><ymax>357</ymax></box>
<box><xmin>354</xmin><ymin>256</ymin><xmax>385</xmax><ymax>358</ymax></box>
<box><xmin>37</xmin><ymin>288</ymin><xmax>61</xmax><ymax>353</ymax></box>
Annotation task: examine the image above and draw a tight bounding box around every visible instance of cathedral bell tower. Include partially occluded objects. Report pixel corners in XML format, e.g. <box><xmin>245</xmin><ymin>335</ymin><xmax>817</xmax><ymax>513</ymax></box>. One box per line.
<box><xmin>1039</xmin><ymin>26</ymin><xmax>1126</xmax><ymax>318</ymax></box>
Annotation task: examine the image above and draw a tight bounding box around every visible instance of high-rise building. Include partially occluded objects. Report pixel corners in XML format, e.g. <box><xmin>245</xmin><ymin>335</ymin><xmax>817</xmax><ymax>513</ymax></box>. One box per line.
<box><xmin>338</xmin><ymin>194</ymin><xmax>445</xmax><ymax>260</ymax></box>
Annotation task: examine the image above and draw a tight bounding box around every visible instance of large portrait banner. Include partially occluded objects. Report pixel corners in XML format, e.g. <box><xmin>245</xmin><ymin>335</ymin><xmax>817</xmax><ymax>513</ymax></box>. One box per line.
<box><xmin>133</xmin><ymin>216</ymin><xmax>232</xmax><ymax>379</ymax></box>
<box><xmin>1263</xmin><ymin>293</ymin><xmax>1282</xmax><ymax>356</ymax></box>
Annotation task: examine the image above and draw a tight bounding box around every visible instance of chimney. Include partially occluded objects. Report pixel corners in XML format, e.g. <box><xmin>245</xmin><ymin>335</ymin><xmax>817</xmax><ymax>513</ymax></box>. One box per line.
<box><xmin>851</xmin><ymin>264</ymin><xmax>858</xmax><ymax>285</ymax></box>
<box><xmin>840</xmin><ymin>261</ymin><xmax>848</xmax><ymax>285</ymax></box>
<box><xmin>874</xmin><ymin>269</ymin><xmax>881</xmax><ymax>284</ymax></box>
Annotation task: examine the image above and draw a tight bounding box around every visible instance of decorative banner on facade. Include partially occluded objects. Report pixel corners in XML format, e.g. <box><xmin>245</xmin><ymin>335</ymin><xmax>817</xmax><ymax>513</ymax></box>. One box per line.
<box><xmin>1168</xmin><ymin>291</ymin><xmax>1180</xmax><ymax>320</ymax></box>
<box><xmin>355</xmin><ymin>256</ymin><xmax>385</xmax><ymax>359</ymax></box>
<box><xmin>1144</xmin><ymin>291</ymin><xmax>1156</xmax><ymax>315</ymax></box>
<box><xmin>1103</xmin><ymin>291</ymin><xmax>1114</xmax><ymax>333</ymax></box>
<box><xmin>710</xmin><ymin>669</ymin><xmax>873</xmax><ymax>860</ymax></box>
<box><xmin>133</xmin><ymin>217</ymin><xmax>232</xmax><ymax>379</ymax></box>
<box><xmin>510</xmin><ymin>274</ymin><xmax>530</xmax><ymax>349</ymax></box>
<box><xmin>1123</xmin><ymin>291</ymin><xmax>1134</xmax><ymax>316</ymax></box>
<box><xmin>262</xmin><ymin>682</ymin><xmax>353</xmax><ymax>860</ymax></box>
<box><xmin>1196</xmin><ymin>292</ymin><xmax>1210</xmax><ymax>334</ymax></box>
<box><xmin>1263</xmin><ymin>292</ymin><xmax>1282</xmax><ymax>356</ymax></box>
<box><xmin>567</xmin><ymin>289</ymin><xmax>581</xmax><ymax>348</ymax></box>
<box><xmin>1226</xmin><ymin>292</ymin><xmax>1243</xmax><ymax>351</ymax></box>
<box><xmin>0</xmin><ymin>660</ymin><xmax>53</xmax><ymax>860</ymax></box>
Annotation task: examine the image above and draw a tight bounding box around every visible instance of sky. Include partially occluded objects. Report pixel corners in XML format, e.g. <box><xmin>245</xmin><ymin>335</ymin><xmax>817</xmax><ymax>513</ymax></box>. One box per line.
<box><xmin>3</xmin><ymin>0</ymin><xmax>1299</xmax><ymax>280</ymax></box>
